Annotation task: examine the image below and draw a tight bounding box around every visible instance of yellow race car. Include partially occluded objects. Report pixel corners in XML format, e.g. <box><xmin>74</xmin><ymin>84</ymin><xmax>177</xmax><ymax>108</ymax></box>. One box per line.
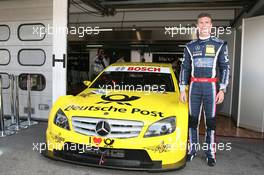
<box><xmin>44</xmin><ymin>63</ymin><xmax>188</xmax><ymax>171</ymax></box>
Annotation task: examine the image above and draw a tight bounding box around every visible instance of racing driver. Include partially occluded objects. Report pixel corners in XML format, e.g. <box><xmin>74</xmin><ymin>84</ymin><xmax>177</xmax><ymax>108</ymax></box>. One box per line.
<box><xmin>179</xmin><ymin>13</ymin><xmax>230</xmax><ymax>167</ymax></box>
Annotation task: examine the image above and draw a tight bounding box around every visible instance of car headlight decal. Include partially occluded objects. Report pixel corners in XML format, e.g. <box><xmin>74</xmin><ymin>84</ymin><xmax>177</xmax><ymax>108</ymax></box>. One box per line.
<box><xmin>54</xmin><ymin>109</ymin><xmax>70</xmax><ymax>130</ymax></box>
<box><xmin>144</xmin><ymin>116</ymin><xmax>176</xmax><ymax>137</ymax></box>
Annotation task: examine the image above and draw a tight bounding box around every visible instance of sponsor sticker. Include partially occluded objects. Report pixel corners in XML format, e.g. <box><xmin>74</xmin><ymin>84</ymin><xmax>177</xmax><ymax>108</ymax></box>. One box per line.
<box><xmin>205</xmin><ymin>45</ymin><xmax>216</xmax><ymax>57</ymax></box>
<box><xmin>93</xmin><ymin>137</ymin><xmax>102</xmax><ymax>145</ymax></box>
<box><xmin>64</xmin><ymin>94</ymin><xmax>167</xmax><ymax>117</ymax></box>
<box><xmin>193</xmin><ymin>51</ymin><xmax>202</xmax><ymax>57</ymax></box>
<box><xmin>89</xmin><ymin>137</ymin><xmax>115</xmax><ymax>148</ymax></box>
<box><xmin>96</xmin><ymin>94</ymin><xmax>140</xmax><ymax>106</ymax></box>
<box><xmin>104</xmin><ymin>138</ymin><xmax>115</xmax><ymax>148</ymax></box>
<box><xmin>195</xmin><ymin>45</ymin><xmax>200</xmax><ymax>51</ymax></box>
<box><xmin>106</xmin><ymin>66</ymin><xmax>170</xmax><ymax>73</ymax></box>
<box><xmin>205</xmin><ymin>45</ymin><xmax>215</xmax><ymax>54</ymax></box>
<box><xmin>143</xmin><ymin>141</ymin><xmax>171</xmax><ymax>153</ymax></box>
<box><xmin>64</xmin><ymin>105</ymin><xmax>165</xmax><ymax>117</ymax></box>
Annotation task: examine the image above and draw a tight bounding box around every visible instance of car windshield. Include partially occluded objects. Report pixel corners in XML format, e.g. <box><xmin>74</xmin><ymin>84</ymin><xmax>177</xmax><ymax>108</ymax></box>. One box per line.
<box><xmin>90</xmin><ymin>71</ymin><xmax>175</xmax><ymax>92</ymax></box>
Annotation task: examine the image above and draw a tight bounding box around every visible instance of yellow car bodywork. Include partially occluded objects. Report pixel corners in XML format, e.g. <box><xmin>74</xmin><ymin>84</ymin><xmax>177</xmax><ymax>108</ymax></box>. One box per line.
<box><xmin>45</xmin><ymin>63</ymin><xmax>188</xmax><ymax>171</ymax></box>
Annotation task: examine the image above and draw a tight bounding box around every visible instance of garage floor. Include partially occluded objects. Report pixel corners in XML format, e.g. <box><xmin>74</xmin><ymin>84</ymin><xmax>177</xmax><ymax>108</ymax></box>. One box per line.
<box><xmin>200</xmin><ymin>115</ymin><xmax>264</xmax><ymax>139</ymax></box>
<box><xmin>0</xmin><ymin>122</ymin><xmax>263</xmax><ymax>175</ymax></box>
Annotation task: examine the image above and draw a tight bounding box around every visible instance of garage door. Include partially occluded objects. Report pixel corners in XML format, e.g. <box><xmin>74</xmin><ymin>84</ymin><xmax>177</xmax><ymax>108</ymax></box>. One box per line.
<box><xmin>0</xmin><ymin>20</ymin><xmax>52</xmax><ymax>120</ymax></box>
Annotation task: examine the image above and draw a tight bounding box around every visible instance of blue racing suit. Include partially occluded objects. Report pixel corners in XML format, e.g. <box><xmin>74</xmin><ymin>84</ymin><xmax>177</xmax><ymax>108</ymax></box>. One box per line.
<box><xmin>179</xmin><ymin>36</ymin><xmax>230</xmax><ymax>160</ymax></box>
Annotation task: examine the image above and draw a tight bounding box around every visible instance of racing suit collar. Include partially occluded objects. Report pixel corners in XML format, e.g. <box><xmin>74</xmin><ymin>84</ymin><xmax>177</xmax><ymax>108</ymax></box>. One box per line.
<box><xmin>198</xmin><ymin>35</ymin><xmax>211</xmax><ymax>44</ymax></box>
<box><xmin>199</xmin><ymin>35</ymin><xmax>210</xmax><ymax>40</ymax></box>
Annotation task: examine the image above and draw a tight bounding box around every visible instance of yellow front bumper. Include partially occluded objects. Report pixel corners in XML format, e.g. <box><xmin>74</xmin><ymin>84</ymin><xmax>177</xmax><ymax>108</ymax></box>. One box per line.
<box><xmin>45</xmin><ymin>125</ymin><xmax>187</xmax><ymax>171</ymax></box>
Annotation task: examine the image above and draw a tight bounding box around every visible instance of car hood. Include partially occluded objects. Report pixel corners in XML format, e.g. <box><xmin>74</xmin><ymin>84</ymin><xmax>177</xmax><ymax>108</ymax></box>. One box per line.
<box><xmin>60</xmin><ymin>88</ymin><xmax>180</xmax><ymax>124</ymax></box>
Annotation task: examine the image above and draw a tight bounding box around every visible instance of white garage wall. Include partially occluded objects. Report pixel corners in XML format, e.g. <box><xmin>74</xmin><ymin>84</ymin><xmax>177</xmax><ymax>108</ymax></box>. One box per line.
<box><xmin>52</xmin><ymin>0</ymin><xmax>68</xmax><ymax>103</ymax></box>
<box><xmin>238</xmin><ymin>16</ymin><xmax>264</xmax><ymax>132</ymax></box>
<box><xmin>0</xmin><ymin>0</ymin><xmax>52</xmax><ymax>22</ymax></box>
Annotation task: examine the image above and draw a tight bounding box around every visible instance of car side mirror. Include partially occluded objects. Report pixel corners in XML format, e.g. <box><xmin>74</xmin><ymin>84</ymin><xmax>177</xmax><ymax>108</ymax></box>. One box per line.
<box><xmin>83</xmin><ymin>81</ymin><xmax>91</xmax><ymax>87</ymax></box>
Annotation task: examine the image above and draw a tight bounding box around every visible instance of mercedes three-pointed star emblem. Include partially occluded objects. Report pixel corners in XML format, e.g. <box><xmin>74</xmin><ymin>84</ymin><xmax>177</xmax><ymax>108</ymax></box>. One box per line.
<box><xmin>95</xmin><ymin>121</ymin><xmax>111</xmax><ymax>136</ymax></box>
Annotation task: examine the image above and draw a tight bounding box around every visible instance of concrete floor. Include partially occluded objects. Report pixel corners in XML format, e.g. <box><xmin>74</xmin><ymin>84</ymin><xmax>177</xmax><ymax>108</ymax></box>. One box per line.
<box><xmin>0</xmin><ymin>122</ymin><xmax>263</xmax><ymax>175</ymax></box>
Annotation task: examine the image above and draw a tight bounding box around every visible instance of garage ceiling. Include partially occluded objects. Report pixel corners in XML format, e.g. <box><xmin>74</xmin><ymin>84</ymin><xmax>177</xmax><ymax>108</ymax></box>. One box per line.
<box><xmin>69</xmin><ymin>0</ymin><xmax>255</xmax><ymax>29</ymax></box>
<box><xmin>68</xmin><ymin>0</ymin><xmax>263</xmax><ymax>43</ymax></box>
<box><xmin>69</xmin><ymin>0</ymin><xmax>262</xmax><ymax>25</ymax></box>
<box><xmin>99</xmin><ymin>0</ymin><xmax>254</xmax><ymax>9</ymax></box>
<box><xmin>70</xmin><ymin>0</ymin><xmax>257</xmax><ymax>14</ymax></box>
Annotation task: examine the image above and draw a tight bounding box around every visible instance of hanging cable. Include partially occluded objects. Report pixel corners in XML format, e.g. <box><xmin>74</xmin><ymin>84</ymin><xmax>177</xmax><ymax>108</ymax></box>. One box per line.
<box><xmin>121</xmin><ymin>11</ymin><xmax>125</xmax><ymax>30</ymax></box>
<box><xmin>71</xmin><ymin>0</ymin><xmax>103</xmax><ymax>17</ymax></box>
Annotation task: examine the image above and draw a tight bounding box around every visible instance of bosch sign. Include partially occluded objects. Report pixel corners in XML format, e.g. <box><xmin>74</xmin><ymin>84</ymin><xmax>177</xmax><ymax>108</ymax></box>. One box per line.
<box><xmin>127</xmin><ymin>66</ymin><xmax>161</xmax><ymax>72</ymax></box>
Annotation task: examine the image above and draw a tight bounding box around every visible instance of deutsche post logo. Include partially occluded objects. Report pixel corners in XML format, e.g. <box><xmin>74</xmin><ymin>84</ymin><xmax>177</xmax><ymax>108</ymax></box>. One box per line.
<box><xmin>97</xmin><ymin>94</ymin><xmax>140</xmax><ymax>106</ymax></box>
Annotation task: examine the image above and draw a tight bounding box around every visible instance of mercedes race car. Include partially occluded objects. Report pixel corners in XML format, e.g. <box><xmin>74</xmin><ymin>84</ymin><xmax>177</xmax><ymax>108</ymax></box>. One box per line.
<box><xmin>44</xmin><ymin>63</ymin><xmax>188</xmax><ymax>171</ymax></box>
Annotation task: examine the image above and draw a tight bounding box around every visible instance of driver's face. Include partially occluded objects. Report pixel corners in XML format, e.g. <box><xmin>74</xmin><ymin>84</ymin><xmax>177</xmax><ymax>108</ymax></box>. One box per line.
<box><xmin>197</xmin><ymin>17</ymin><xmax>212</xmax><ymax>37</ymax></box>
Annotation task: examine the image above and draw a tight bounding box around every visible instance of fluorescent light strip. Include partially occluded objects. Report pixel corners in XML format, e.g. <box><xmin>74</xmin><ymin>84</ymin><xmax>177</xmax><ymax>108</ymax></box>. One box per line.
<box><xmin>97</xmin><ymin>28</ymin><xmax>113</xmax><ymax>32</ymax></box>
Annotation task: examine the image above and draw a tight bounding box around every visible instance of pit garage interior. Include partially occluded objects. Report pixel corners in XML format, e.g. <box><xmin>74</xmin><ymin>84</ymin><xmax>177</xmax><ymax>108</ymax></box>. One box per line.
<box><xmin>0</xmin><ymin>0</ymin><xmax>264</xmax><ymax>174</ymax></box>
